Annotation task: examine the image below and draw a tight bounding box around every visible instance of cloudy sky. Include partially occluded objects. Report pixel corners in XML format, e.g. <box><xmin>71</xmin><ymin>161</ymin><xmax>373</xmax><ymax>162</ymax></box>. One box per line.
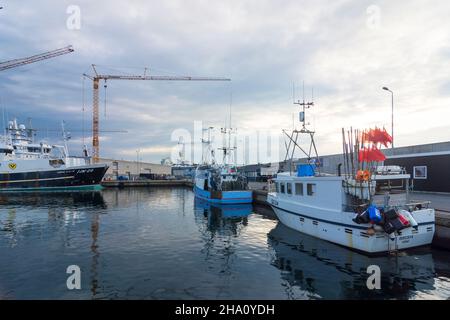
<box><xmin>0</xmin><ymin>0</ymin><xmax>449</xmax><ymax>164</ymax></box>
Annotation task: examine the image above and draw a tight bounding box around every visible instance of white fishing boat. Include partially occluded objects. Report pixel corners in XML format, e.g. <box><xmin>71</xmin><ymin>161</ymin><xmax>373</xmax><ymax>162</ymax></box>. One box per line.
<box><xmin>267</xmin><ymin>98</ymin><xmax>435</xmax><ymax>254</ymax></box>
<box><xmin>0</xmin><ymin>119</ymin><xmax>108</xmax><ymax>191</ymax></box>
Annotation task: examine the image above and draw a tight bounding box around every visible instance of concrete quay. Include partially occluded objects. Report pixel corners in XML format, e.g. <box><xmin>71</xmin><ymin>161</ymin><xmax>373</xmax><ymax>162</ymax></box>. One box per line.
<box><xmin>101</xmin><ymin>179</ymin><xmax>193</xmax><ymax>188</ymax></box>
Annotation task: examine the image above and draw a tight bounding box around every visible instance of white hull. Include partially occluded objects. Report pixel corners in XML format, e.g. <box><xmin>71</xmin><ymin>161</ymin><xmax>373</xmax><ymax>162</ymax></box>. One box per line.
<box><xmin>268</xmin><ymin>193</ymin><xmax>435</xmax><ymax>254</ymax></box>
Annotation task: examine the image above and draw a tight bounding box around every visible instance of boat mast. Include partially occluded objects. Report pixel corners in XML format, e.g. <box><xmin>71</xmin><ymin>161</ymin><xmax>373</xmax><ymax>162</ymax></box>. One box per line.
<box><xmin>283</xmin><ymin>83</ymin><xmax>320</xmax><ymax>175</ymax></box>
<box><xmin>219</xmin><ymin>127</ymin><xmax>237</xmax><ymax>167</ymax></box>
<box><xmin>61</xmin><ymin>121</ymin><xmax>70</xmax><ymax>158</ymax></box>
<box><xmin>201</xmin><ymin>126</ymin><xmax>215</xmax><ymax>165</ymax></box>
<box><xmin>218</xmin><ymin>92</ymin><xmax>237</xmax><ymax>168</ymax></box>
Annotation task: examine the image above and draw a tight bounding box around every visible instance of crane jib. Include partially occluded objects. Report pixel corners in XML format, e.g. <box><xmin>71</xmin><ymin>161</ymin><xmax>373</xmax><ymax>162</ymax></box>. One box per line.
<box><xmin>0</xmin><ymin>46</ymin><xmax>74</xmax><ymax>71</ymax></box>
<box><xmin>87</xmin><ymin>67</ymin><xmax>231</xmax><ymax>163</ymax></box>
<box><xmin>96</xmin><ymin>75</ymin><xmax>231</xmax><ymax>81</ymax></box>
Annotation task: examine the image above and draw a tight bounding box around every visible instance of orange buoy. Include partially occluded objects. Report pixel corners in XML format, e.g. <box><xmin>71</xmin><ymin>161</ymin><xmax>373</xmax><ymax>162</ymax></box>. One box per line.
<box><xmin>362</xmin><ymin>170</ymin><xmax>370</xmax><ymax>181</ymax></box>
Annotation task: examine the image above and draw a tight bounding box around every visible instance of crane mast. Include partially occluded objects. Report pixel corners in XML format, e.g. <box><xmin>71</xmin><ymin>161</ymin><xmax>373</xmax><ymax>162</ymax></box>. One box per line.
<box><xmin>83</xmin><ymin>65</ymin><xmax>231</xmax><ymax>163</ymax></box>
<box><xmin>0</xmin><ymin>46</ymin><xmax>74</xmax><ymax>71</ymax></box>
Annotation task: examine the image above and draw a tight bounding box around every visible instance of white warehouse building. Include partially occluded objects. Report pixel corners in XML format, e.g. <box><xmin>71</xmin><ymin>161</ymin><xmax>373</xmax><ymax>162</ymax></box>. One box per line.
<box><xmin>99</xmin><ymin>158</ymin><xmax>172</xmax><ymax>180</ymax></box>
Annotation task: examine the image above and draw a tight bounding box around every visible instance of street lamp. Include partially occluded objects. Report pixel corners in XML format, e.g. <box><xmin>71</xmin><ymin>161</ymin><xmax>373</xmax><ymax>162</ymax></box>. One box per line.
<box><xmin>382</xmin><ymin>86</ymin><xmax>394</xmax><ymax>149</ymax></box>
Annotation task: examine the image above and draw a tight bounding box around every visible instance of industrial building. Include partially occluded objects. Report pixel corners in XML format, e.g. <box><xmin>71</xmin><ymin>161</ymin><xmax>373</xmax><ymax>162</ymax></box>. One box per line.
<box><xmin>384</xmin><ymin>141</ymin><xmax>450</xmax><ymax>193</ymax></box>
<box><xmin>171</xmin><ymin>165</ymin><xmax>196</xmax><ymax>179</ymax></box>
<box><xmin>99</xmin><ymin>158</ymin><xmax>172</xmax><ymax>180</ymax></box>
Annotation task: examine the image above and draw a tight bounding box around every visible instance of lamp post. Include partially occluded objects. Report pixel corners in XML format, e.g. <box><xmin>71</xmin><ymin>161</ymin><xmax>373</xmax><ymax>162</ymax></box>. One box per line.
<box><xmin>382</xmin><ymin>87</ymin><xmax>394</xmax><ymax>149</ymax></box>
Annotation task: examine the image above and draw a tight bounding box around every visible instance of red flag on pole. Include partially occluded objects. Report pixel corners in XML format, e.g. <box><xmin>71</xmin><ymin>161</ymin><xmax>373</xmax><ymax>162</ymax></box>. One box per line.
<box><xmin>358</xmin><ymin>146</ymin><xmax>386</xmax><ymax>162</ymax></box>
<box><xmin>361</xmin><ymin>127</ymin><xmax>392</xmax><ymax>147</ymax></box>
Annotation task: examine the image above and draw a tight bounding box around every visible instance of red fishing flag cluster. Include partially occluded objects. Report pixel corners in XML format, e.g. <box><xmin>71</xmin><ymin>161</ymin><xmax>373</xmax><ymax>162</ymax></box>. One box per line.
<box><xmin>361</xmin><ymin>127</ymin><xmax>392</xmax><ymax>147</ymax></box>
<box><xmin>358</xmin><ymin>127</ymin><xmax>392</xmax><ymax>163</ymax></box>
<box><xmin>358</xmin><ymin>146</ymin><xmax>386</xmax><ymax>162</ymax></box>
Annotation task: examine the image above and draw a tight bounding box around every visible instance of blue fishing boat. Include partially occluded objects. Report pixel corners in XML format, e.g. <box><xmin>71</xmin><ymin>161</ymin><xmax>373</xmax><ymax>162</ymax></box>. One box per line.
<box><xmin>194</xmin><ymin>165</ymin><xmax>252</xmax><ymax>204</ymax></box>
<box><xmin>193</xmin><ymin>125</ymin><xmax>252</xmax><ymax>204</ymax></box>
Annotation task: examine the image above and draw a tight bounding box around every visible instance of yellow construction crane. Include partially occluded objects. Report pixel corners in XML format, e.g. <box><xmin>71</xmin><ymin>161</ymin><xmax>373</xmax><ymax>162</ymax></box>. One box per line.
<box><xmin>83</xmin><ymin>64</ymin><xmax>231</xmax><ymax>163</ymax></box>
<box><xmin>0</xmin><ymin>45</ymin><xmax>74</xmax><ymax>71</ymax></box>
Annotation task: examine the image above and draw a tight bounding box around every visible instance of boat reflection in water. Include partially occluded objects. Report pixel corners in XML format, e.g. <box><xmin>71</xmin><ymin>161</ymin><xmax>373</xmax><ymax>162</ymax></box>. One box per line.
<box><xmin>193</xmin><ymin>198</ymin><xmax>253</xmax><ymax>285</ymax></box>
<box><xmin>0</xmin><ymin>191</ymin><xmax>106</xmax><ymax>208</ymax></box>
<box><xmin>268</xmin><ymin>222</ymin><xmax>440</xmax><ymax>299</ymax></box>
<box><xmin>194</xmin><ymin>198</ymin><xmax>252</xmax><ymax>226</ymax></box>
<box><xmin>0</xmin><ymin>191</ymin><xmax>106</xmax><ymax>299</ymax></box>
<box><xmin>193</xmin><ymin>197</ymin><xmax>253</xmax><ymax>241</ymax></box>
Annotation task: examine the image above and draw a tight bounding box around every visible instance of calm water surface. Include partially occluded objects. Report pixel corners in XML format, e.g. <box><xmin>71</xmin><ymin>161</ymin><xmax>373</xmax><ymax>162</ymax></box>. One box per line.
<box><xmin>0</xmin><ymin>187</ymin><xmax>449</xmax><ymax>299</ymax></box>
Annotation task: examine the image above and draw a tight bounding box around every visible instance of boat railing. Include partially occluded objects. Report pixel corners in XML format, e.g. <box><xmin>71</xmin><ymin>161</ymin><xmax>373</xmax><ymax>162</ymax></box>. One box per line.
<box><xmin>406</xmin><ymin>200</ymin><xmax>431</xmax><ymax>210</ymax></box>
<box><xmin>343</xmin><ymin>199</ymin><xmax>432</xmax><ymax>213</ymax></box>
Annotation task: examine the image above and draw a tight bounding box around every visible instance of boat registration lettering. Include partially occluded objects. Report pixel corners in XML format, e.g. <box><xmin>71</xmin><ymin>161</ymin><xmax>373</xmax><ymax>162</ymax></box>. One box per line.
<box><xmin>76</xmin><ymin>169</ymin><xmax>94</xmax><ymax>174</ymax></box>
<box><xmin>57</xmin><ymin>170</ymin><xmax>75</xmax><ymax>174</ymax></box>
<box><xmin>398</xmin><ymin>235</ymin><xmax>413</xmax><ymax>242</ymax></box>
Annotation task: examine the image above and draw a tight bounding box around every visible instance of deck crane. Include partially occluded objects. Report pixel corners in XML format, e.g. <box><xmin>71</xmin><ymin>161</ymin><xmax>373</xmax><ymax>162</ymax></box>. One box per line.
<box><xmin>83</xmin><ymin>64</ymin><xmax>231</xmax><ymax>163</ymax></box>
<box><xmin>0</xmin><ymin>45</ymin><xmax>74</xmax><ymax>72</ymax></box>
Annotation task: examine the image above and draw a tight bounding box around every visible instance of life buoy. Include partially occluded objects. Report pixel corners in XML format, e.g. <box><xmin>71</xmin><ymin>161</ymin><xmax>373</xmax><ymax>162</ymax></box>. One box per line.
<box><xmin>362</xmin><ymin>170</ymin><xmax>370</xmax><ymax>181</ymax></box>
<box><xmin>355</xmin><ymin>170</ymin><xmax>365</xmax><ymax>181</ymax></box>
<box><xmin>355</xmin><ymin>170</ymin><xmax>370</xmax><ymax>181</ymax></box>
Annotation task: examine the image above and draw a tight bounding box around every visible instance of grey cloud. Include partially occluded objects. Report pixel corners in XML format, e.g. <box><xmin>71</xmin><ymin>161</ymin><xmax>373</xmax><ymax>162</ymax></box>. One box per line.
<box><xmin>1</xmin><ymin>0</ymin><xmax>449</xmax><ymax>162</ymax></box>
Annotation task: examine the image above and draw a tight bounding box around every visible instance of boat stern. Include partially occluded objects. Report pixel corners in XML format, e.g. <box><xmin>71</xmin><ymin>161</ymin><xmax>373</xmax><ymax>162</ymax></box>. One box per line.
<box><xmin>194</xmin><ymin>185</ymin><xmax>253</xmax><ymax>204</ymax></box>
<box><xmin>219</xmin><ymin>190</ymin><xmax>253</xmax><ymax>204</ymax></box>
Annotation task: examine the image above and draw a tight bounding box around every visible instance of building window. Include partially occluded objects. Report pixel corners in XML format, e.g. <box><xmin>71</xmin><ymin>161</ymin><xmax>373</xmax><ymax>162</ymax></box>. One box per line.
<box><xmin>413</xmin><ymin>166</ymin><xmax>427</xmax><ymax>179</ymax></box>
<box><xmin>295</xmin><ymin>183</ymin><xmax>303</xmax><ymax>195</ymax></box>
<box><xmin>280</xmin><ymin>183</ymin><xmax>285</xmax><ymax>193</ymax></box>
<box><xmin>307</xmin><ymin>183</ymin><xmax>316</xmax><ymax>196</ymax></box>
<box><xmin>287</xmin><ymin>183</ymin><xmax>292</xmax><ymax>195</ymax></box>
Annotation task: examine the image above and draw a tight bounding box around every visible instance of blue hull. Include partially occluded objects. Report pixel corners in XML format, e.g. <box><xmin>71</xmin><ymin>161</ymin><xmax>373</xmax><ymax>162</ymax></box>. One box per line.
<box><xmin>194</xmin><ymin>198</ymin><xmax>252</xmax><ymax>217</ymax></box>
<box><xmin>193</xmin><ymin>185</ymin><xmax>253</xmax><ymax>204</ymax></box>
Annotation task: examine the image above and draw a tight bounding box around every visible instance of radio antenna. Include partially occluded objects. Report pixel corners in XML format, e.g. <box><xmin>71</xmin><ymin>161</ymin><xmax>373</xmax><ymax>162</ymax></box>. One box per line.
<box><xmin>283</xmin><ymin>82</ymin><xmax>319</xmax><ymax>175</ymax></box>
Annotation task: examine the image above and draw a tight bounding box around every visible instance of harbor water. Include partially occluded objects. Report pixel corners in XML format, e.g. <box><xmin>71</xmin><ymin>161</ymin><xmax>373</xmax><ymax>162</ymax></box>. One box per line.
<box><xmin>1</xmin><ymin>187</ymin><xmax>450</xmax><ymax>300</ymax></box>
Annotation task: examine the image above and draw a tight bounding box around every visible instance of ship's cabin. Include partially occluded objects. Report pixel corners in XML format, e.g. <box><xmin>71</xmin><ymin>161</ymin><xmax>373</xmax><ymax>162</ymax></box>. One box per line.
<box><xmin>271</xmin><ymin>165</ymin><xmax>426</xmax><ymax>213</ymax></box>
<box><xmin>0</xmin><ymin>144</ymin><xmax>13</xmax><ymax>155</ymax></box>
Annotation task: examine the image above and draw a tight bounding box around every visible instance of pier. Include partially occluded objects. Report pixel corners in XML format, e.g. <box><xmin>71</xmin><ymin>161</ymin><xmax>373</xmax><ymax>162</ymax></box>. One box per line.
<box><xmin>101</xmin><ymin>179</ymin><xmax>193</xmax><ymax>188</ymax></box>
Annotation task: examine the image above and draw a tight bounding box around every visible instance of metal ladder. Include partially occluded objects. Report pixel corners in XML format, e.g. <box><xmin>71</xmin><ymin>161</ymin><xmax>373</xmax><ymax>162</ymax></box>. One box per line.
<box><xmin>387</xmin><ymin>234</ymin><xmax>399</xmax><ymax>256</ymax></box>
